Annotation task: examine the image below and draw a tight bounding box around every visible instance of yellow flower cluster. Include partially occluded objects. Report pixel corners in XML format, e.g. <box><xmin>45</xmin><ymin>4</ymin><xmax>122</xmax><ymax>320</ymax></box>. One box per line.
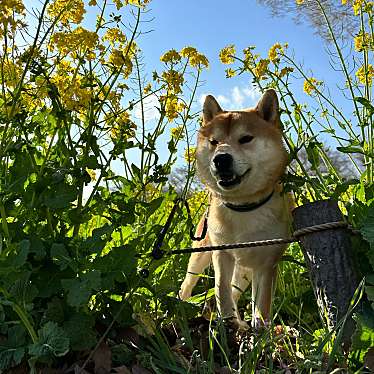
<box><xmin>184</xmin><ymin>146</ymin><xmax>196</xmax><ymax>163</ymax></box>
<box><xmin>268</xmin><ymin>43</ymin><xmax>286</xmax><ymax>62</ymax></box>
<box><xmin>162</xmin><ymin>70</ymin><xmax>184</xmax><ymax>94</ymax></box>
<box><xmin>51</xmin><ymin>73</ymin><xmax>92</xmax><ymax>111</ymax></box>
<box><xmin>254</xmin><ymin>59</ymin><xmax>270</xmax><ymax>78</ymax></box>
<box><xmin>354</xmin><ymin>32</ymin><xmax>373</xmax><ymax>51</ymax></box>
<box><xmin>219</xmin><ymin>45</ymin><xmax>236</xmax><ymax>64</ymax></box>
<box><xmin>103</xmin><ymin>28</ymin><xmax>127</xmax><ymax>46</ymax></box>
<box><xmin>356</xmin><ymin>64</ymin><xmax>374</xmax><ymax>85</ymax></box>
<box><xmin>2</xmin><ymin>59</ymin><xmax>22</xmax><ymax>87</ymax></box>
<box><xmin>112</xmin><ymin>0</ymin><xmax>150</xmax><ymax>9</ymax></box>
<box><xmin>50</xmin><ymin>27</ymin><xmax>99</xmax><ymax>58</ymax></box>
<box><xmin>296</xmin><ymin>0</ymin><xmax>304</xmax><ymax>4</ymax></box>
<box><xmin>163</xmin><ymin>95</ymin><xmax>186</xmax><ymax>122</ymax></box>
<box><xmin>110</xmin><ymin>111</ymin><xmax>137</xmax><ymax>141</ymax></box>
<box><xmin>160</xmin><ymin>47</ymin><xmax>209</xmax><ymax>69</ymax></box>
<box><xmin>0</xmin><ymin>0</ymin><xmax>25</xmax><ymax>34</ymax></box>
<box><xmin>160</xmin><ymin>49</ymin><xmax>181</xmax><ymax>64</ymax></box>
<box><xmin>108</xmin><ymin>43</ymin><xmax>136</xmax><ymax>77</ymax></box>
<box><xmin>352</xmin><ymin>0</ymin><xmax>364</xmax><ymax>15</ymax></box>
<box><xmin>303</xmin><ymin>77</ymin><xmax>322</xmax><ymax>95</ymax></box>
<box><xmin>180</xmin><ymin>46</ymin><xmax>209</xmax><ymax>68</ymax></box>
<box><xmin>170</xmin><ymin>125</ymin><xmax>185</xmax><ymax>139</ymax></box>
<box><xmin>187</xmin><ymin>190</ymin><xmax>208</xmax><ymax>217</ymax></box>
<box><xmin>47</xmin><ymin>0</ymin><xmax>86</xmax><ymax>25</ymax></box>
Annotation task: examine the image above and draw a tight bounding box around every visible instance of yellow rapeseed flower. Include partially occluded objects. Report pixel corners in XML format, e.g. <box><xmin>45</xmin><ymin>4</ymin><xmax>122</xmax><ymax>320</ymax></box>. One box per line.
<box><xmin>296</xmin><ymin>0</ymin><xmax>304</xmax><ymax>4</ymax></box>
<box><xmin>164</xmin><ymin>95</ymin><xmax>185</xmax><ymax>122</ymax></box>
<box><xmin>189</xmin><ymin>52</ymin><xmax>209</xmax><ymax>69</ymax></box>
<box><xmin>2</xmin><ymin>59</ymin><xmax>22</xmax><ymax>87</ymax></box>
<box><xmin>143</xmin><ymin>83</ymin><xmax>152</xmax><ymax>94</ymax></box>
<box><xmin>184</xmin><ymin>146</ymin><xmax>196</xmax><ymax>163</ymax></box>
<box><xmin>108</xmin><ymin>48</ymin><xmax>134</xmax><ymax>77</ymax></box>
<box><xmin>50</xmin><ymin>27</ymin><xmax>98</xmax><ymax>57</ymax></box>
<box><xmin>180</xmin><ymin>46</ymin><xmax>209</xmax><ymax>69</ymax></box>
<box><xmin>0</xmin><ymin>0</ymin><xmax>25</xmax><ymax>34</ymax></box>
<box><xmin>356</xmin><ymin>64</ymin><xmax>374</xmax><ymax>85</ymax></box>
<box><xmin>303</xmin><ymin>77</ymin><xmax>322</xmax><ymax>95</ymax></box>
<box><xmin>103</xmin><ymin>28</ymin><xmax>126</xmax><ymax>46</ymax></box>
<box><xmin>352</xmin><ymin>0</ymin><xmax>364</xmax><ymax>15</ymax></box>
<box><xmin>354</xmin><ymin>32</ymin><xmax>373</xmax><ymax>51</ymax></box>
<box><xmin>170</xmin><ymin>125</ymin><xmax>185</xmax><ymax>139</ymax></box>
<box><xmin>160</xmin><ymin>49</ymin><xmax>181</xmax><ymax>64</ymax></box>
<box><xmin>110</xmin><ymin>111</ymin><xmax>137</xmax><ymax>140</ymax></box>
<box><xmin>253</xmin><ymin>59</ymin><xmax>270</xmax><ymax>78</ymax></box>
<box><xmin>162</xmin><ymin>70</ymin><xmax>184</xmax><ymax>94</ymax></box>
<box><xmin>277</xmin><ymin>66</ymin><xmax>294</xmax><ymax>78</ymax></box>
<box><xmin>47</xmin><ymin>0</ymin><xmax>86</xmax><ymax>25</ymax></box>
<box><xmin>219</xmin><ymin>45</ymin><xmax>236</xmax><ymax>64</ymax></box>
<box><xmin>268</xmin><ymin>43</ymin><xmax>284</xmax><ymax>62</ymax></box>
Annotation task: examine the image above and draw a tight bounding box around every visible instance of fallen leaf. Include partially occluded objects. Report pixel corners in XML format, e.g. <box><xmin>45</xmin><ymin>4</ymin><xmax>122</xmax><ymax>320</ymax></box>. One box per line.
<box><xmin>132</xmin><ymin>364</ymin><xmax>152</xmax><ymax>374</ymax></box>
<box><xmin>113</xmin><ymin>366</ymin><xmax>132</xmax><ymax>374</ymax></box>
<box><xmin>92</xmin><ymin>341</ymin><xmax>112</xmax><ymax>374</ymax></box>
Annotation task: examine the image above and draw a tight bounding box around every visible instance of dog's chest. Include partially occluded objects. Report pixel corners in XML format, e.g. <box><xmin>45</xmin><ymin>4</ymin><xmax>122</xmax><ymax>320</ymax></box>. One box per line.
<box><xmin>207</xmin><ymin>198</ymin><xmax>290</xmax><ymax>267</ymax></box>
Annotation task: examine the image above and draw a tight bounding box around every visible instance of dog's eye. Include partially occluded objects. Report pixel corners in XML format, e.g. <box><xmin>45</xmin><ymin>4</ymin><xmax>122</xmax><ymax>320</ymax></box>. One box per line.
<box><xmin>209</xmin><ymin>139</ymin><xmax>218</xmax><ymax>146</ymax></box>
<box><xmin>239</xmin><ymin>135</ymin><xmax>254</xmax><ymax>144</ymax></box>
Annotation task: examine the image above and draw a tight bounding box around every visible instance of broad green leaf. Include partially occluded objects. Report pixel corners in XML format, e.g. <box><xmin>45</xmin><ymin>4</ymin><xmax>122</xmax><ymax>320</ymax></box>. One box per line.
<box><xmin>43</xmin><ymin>183</ymin><xmax>78</xmax><ymax>209</ymax></box>
<box><xmin>0</xmin><ymin>325</ymin><xmax>26</xmax><ymax>370</ymax></box>
<box><xmin>61</xmin><ymin>270</ymin><xmax>101</xmax><ymax>307</ymax></box>
<box><xmin>29</xmin><ymin>322</ymin><xmax>69</xmax><ymax>358</ymax></box>
<box><xmin>50</xmin><ymin>243</ymin><xmax>71</xmax><ymax>270</ymax></box>
<box><xmin>360</xmin><ymin>204</ymin><xmax>374</xmax><ymax>248</ymax></box>
<box><xmin>63</xmin><ymin>313</ymin><xmax>96</xmax><ymax>351</ymax></box>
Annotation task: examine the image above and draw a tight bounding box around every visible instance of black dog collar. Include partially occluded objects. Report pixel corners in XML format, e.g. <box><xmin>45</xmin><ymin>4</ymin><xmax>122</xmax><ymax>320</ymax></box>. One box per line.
<box><xmin>223</xmin><ymin>190</ymin><xmax>275</xmax><ymax>212</ymax></box>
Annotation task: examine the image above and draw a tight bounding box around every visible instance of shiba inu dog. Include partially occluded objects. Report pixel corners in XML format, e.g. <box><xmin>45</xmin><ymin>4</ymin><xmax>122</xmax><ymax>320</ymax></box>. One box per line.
<box><xmin>179</xmin><ymin>89</ymin><xmax>292</xmax><ymax>330</ymax></box>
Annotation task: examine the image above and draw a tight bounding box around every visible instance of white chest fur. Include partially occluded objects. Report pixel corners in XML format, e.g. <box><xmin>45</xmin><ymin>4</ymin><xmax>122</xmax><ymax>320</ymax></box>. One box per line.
<box><xmin>207</xmin><ymin>194</ymin><xmax>291</xmax><ymax>269</ymax></box>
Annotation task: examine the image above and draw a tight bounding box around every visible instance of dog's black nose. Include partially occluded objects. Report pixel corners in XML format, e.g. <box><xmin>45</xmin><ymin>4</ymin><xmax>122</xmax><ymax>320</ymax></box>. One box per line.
<box><xmin>213</xmin><ymin>153</ymin><xmax>233</xmax><ymax>171</ymax></box>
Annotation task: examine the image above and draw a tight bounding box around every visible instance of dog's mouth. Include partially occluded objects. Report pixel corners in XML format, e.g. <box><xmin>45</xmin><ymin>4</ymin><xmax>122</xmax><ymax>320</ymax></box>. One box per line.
<box><xmin>217</xmin><ymin>168</ymin><xmax>251</xmax><ymax>189</ymax></box>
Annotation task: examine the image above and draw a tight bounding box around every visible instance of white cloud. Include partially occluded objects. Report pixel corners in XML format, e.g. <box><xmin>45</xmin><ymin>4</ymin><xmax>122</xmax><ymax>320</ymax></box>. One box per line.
<box><xmin>134</xmin><ymin>93</ymin><xmax>160</xmax><ymax>122</ymax></box>
<box><xmin>243</xmin><ymin>86</ymin><xmax>261</xmax><ymax>103</ymax></box>
<box><xmin>231</xmin><ymin>86</ymin><xmax>245</xmax><ymax>107</ymax></box>
<box><xmin>198</xmin><ymin>85</ymin><xmax>261</xmax><ymax>112</ymax></box>
<box><xmin>216</xmin><ymin>94</ymin><xmax>230</xmax><ymax>106</ymax></box>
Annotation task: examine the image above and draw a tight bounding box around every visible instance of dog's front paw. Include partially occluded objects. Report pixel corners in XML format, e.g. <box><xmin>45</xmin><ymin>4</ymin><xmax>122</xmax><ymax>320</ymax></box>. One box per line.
<box><xmin>223</xmin><ymin>317</ymin><xmax>250</xmax><ymax>331</ymax></box>
<box><xmin>178</xmin><ymin>285</ymin><xmax>191</xmax><ymax>300</ymax></box>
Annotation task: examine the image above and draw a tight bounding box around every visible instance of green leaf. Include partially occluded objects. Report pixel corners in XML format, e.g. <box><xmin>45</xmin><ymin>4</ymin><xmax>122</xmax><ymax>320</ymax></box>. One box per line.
<box><xmin>6</xmin><ymin>240</ymin><xmax>30</xmax><ymax>268</ymax></box>
<box><xmin>360</xmin><ymin>204</ymin><xmax>374</xmax><ymax>248</ymax></box>
<box><xmin>352</xmin><ymin>306</ymin><xmax>374</xmax><ymax>362</ymax></box>
<box><xmin>336</xmin><ymin>145</ymin><xmax>364</xmax><ymax>154</ymax></box>
<box><xmin>43</xmin><ymin>183</ymin><xmax>78</xmax><ymax>209</ymax></box>
<box><xmin>50</xmin><ymin>243</ymin><xmax>71</xmax><ymax>270</ymax></box>
<box><xmin>61</xmin><ymin>270</ymin><xmax>101</xmax><ymax>307</ymax></box>
<box><xmin>29</xmin><ymin>322</ymin><xmax>69</xmax><ymax>359</ymax></box>
<box><xmin>0</xmin><ymin>325</ymin><xmax>26</xmax><ymax>370</ymax></box>
<box><xmin>63</xmin><ymin>313</ymin><xmax>96</xmax><ymax>351</ymax></box>
<box><xmin>355</xmin><ymin>96</ymin><xmax>374</xmax><ymax>116</ymax></box>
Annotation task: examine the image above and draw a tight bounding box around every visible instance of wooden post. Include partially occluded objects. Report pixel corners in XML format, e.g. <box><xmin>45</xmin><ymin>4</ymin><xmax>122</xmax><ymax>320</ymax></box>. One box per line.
<box><xmin>292</xmin><ymin>199</ymin><xmax>359</xmax><ymax>345</ymax></box>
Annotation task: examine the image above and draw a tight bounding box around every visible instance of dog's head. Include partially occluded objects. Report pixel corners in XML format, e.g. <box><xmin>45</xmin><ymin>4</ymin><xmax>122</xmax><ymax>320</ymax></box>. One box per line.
<box><xmin>196</xmin><ymin>89</ymin><xmax>288</xmax><ymax>201</ymax></box>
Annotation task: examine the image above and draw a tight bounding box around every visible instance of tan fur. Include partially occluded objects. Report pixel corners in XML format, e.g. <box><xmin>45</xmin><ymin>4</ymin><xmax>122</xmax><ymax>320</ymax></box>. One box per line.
<box><xmin>179</xmin><ymin>90</ymin><xmax>293</xmax><ymax>330</ymax></box>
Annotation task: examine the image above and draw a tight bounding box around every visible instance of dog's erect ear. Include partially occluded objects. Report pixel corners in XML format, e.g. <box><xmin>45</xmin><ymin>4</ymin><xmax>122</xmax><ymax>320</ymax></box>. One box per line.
<box><xmin>256</xmin><ymin>89</ymin><xmax>279</xmax><ymax>124</ymax></box>
<box><xmin>203</xmin><ymin>95</ymin><xmax>223</xmax><ymax>123</ymax></box>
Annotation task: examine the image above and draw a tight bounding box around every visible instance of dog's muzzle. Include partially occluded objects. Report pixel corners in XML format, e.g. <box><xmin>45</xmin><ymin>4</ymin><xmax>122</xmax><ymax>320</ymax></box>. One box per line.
<box><xmin>211</xmin><ymin>153</ymin><xmax>250</xmax><ymax>189</ymax></box>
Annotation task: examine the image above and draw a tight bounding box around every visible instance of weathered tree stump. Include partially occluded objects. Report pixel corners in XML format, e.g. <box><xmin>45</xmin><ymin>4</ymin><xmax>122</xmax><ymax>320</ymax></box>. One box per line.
<box><xmin>292</xmin><ymin>199</ymin><xmax>359</xmax><ymax>345</ymax></box>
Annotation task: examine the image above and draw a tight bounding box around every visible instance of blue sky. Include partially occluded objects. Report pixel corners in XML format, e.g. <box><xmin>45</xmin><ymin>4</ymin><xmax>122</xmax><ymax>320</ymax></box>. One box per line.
<box><xmin>22</xmin><ymin>0</ymin><xmax>348</xmax><ymax>173</ymax></box>
<box><xmin>138</xmin><ymin>0</ymin><xmax>333</xmax><ymax>109</ymax></box>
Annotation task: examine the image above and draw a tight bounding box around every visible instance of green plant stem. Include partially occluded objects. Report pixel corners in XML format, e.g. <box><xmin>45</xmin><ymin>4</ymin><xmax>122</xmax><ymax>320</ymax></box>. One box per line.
<box><xmin>0</xmin><ymin>287</ymin><xmax>38</xmax><ymax>343</ymax></box>
<box><xmin>0</xmin><ymin>203</ymin><xmax>10</xmax><ymax>241</ymax></box>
